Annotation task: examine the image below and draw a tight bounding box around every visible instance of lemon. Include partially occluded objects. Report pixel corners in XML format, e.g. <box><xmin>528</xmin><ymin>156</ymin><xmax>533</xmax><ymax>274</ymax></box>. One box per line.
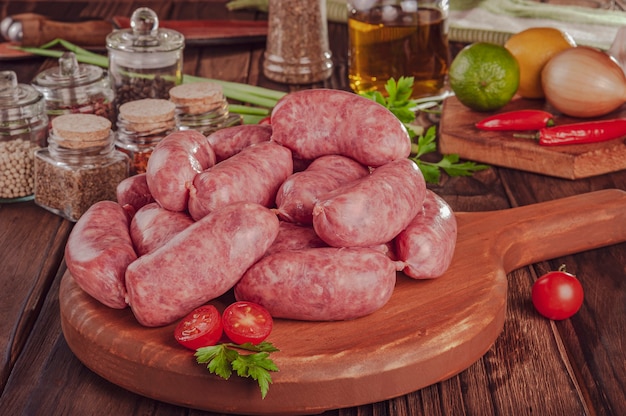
<box><xmin>505</xmin><ymin>27</ymin><xmax>576</xmax><ymax>99</ymax></box>
<box><xmin>449</xmin><ymin>42</ymin><xmax>520</xmax><ymax>112</ymax></box>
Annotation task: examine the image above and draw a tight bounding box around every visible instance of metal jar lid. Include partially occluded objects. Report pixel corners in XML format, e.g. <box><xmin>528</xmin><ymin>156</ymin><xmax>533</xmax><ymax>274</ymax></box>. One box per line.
<box><xmin>106</xmin><ymin>7</ymin><xmax>184</xmax><ymax>68</ymax></box>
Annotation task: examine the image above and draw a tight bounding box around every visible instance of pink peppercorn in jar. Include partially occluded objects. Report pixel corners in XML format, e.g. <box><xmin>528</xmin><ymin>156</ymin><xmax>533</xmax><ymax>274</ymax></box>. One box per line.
<box><xmin>31</xmin><ymin>51</ymin><xmax>114</xmax><ymax>125</ymax></box>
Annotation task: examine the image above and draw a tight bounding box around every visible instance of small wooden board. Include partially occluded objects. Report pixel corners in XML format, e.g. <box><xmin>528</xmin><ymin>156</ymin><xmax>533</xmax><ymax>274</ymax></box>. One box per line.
<box><xmin>59</xmin><ymin>189</ymin><xmax>626</xmax><ymax>415</ymax></box>
<box><xmin>439</xmin><ymin>96</ymin><xmax>626</xmax><ymax>179</ymax></box>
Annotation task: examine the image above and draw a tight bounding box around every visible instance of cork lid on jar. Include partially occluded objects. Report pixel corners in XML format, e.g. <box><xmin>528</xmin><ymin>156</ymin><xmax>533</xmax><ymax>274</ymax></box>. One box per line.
<box><xmin>169</xmin><ymin>82</ymin><xmax>225</xmax><ymax>115</ymax></box>
<box><xmin>51</xmin><ymin>113</ymin><xmax>112</xmax><ymax>148</ymax></box>
<box><xmin>118</xmin><ymin>98</ymin><xmax>176</xmax><ymax>133</ymax></box>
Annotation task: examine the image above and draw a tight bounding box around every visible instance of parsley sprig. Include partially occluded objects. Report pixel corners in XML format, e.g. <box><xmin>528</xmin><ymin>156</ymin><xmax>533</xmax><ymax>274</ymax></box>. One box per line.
<box><xmin>195</xmin><ymin>341</ymin><xmax>279</xmax><ymax>399</ymax></box>
<box><xmin>360</xmin><ymin>77</ymin><xmax>489</xmax><ymax>184</ymax></box>
<box><xmin>411</xmin><ymin>125</ymin><xmax>490</xmax><ymax>184</ymax></box>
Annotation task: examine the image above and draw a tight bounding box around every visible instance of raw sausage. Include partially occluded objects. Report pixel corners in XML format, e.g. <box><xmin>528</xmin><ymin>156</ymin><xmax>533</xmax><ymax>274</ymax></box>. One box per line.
<box><xmin>125</xmin><ymin>202</ymin><xmax>279</xmax><ymax>327</ymax></box>
<box><xmin>116</xmin><ymin>173</ymin><xmax>155</xmax><ymax>214</ymax></box>
<box><xmin>207</xmin><ymin>124</ymin><xmax>272</xmax><ymax>162</ymax></box>
<box><xmin>275</xmin><ymin>154</ymin><xmax>369</xmax><ymax>224</ymax></box>
<box><xmin>312</xmin><ymin>158</ymin><xmax>426</xmax><ymax>247</ymax></box>
<box><xmin>265</xmin><ymin>221</ymin><xmax>327</xmax><ymax>256</ymax></box>
<box><xmin>395</xmin><ymin>190</ymin><xmax>457</xmax><ymax>279</ymax></box>
<box><xmin>129</xmin><ymin>202</ymin><xmax>195</xmax><ymax>256</ymax></box>
<box><xmin>146</xmin><ymin>130</ymin><xmax>216</xmax><ymax>212</ymax></box>
<box><xmin>234</xmin><ymin>247</ymin><xmax>405</xmax><ymax>321</ymax></box>
<box><xmin>270</xmin><ymin>89</ymin><xmax>411</xmax><ymax>167</ymax></box>
<box><xmin>265</xmin><ymin>221</ymin><xmax>396</xmax><ymax>258</ymax></box>
<box><xmin>65</xmin><ymin>201</ymin><xmax>137</xmax><ymax>309</ymax></box>
<box><xmin>188</xmin><ymin>141</ymin><xmax>293</xmax><ymax>221</ymax></box>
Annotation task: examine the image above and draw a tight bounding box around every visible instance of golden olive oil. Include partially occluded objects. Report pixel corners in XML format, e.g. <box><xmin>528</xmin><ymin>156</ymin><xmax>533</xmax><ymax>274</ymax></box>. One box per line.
<box><xmin>348</xmin><ymin>5</ymin><xmax>450</xmax><ymax>99</ymax></box>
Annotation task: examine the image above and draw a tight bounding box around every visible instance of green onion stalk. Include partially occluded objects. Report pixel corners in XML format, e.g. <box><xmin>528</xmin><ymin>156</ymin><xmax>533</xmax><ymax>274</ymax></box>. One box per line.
<box><xmin>15</xmin><ymin>39</ymin><xmax>286</xmax><ymax>124</ymax></box>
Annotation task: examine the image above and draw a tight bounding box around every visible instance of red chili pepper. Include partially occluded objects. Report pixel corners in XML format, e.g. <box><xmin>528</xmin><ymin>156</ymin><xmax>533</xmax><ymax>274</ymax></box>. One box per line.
<box><xmin>534</xmin><ymin>118</ymin><xmax>626</xmax><ymax>146</ymax></box>
<box><xmin>476</xmin><ymin>109</ymin><xmax>555</xmax><ymax>131</ymax></box>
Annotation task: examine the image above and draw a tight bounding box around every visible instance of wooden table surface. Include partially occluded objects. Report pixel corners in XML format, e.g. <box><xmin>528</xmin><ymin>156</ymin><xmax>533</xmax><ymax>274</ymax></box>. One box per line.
<box><xmin>1</xmin><ymin>1</ymin><xmax>625</xmax><ymax>415</ymax></box>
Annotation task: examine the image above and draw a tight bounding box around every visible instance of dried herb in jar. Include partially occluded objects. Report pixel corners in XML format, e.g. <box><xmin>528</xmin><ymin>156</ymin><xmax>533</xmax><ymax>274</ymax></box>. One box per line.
<box><xmin>34</xmin><ymin>113</ymin><xmax>129</xmax><ymax>222</ymax></box>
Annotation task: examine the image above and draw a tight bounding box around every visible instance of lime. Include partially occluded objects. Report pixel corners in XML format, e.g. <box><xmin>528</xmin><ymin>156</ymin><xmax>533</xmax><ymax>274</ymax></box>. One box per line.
<box><xmin>449</xmin><ymin>42</ymin><xmax>520</xmax><ymax>112</ymax></box>
<box><xmin>505</xmin><ymin>27</ymin><xmax>576</xmax><ymax>99</ymax></box>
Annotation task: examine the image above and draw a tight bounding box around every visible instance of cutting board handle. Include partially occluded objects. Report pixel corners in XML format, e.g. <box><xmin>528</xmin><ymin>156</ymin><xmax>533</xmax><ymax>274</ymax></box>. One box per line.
<box><xmin>463</xmin><ymin>189</ymin><xmax>626</xmax><ymax>273</ymax></box>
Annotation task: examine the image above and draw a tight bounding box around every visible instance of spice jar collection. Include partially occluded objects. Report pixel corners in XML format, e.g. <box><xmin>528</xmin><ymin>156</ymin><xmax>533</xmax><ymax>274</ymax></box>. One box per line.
<box><xmin>1</xmin><ymin>7</ymin><xmax>232</xmax><ymax>220</ymax></box>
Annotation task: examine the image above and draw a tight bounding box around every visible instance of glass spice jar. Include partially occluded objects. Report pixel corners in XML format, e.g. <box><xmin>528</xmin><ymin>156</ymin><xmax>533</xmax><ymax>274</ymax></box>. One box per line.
<box><xmin>263</xmin><ymin>0</ymin><xmax>333</xmax><ymax>84</ymax></box>
<box><xmin>34</xmin><ymin>113</ymin><xmax>129</xmax><ymax>222</ymax></box>
<box><xmin>106</xmin><ymin>7</ymin><xmax>185</xmax><ymax>114</ymax></box>
<box><xmin>0</xmin><ymin>70</ymin><xmax>49</xmax><ymax>202</ymax></box>
<box><xmin>115</xmin><ymin>98</ymin><xmax>176</xmax><ymax>175</ymax></box>
<box><xmin>169</xmin><ymin>82</ymin><xmax>242</xmax><ymax>136</ymax></box>
<box><xmin>31</xmin><ymin>51</ymin><xmax>115</xmax><ymax>125</ymax></box>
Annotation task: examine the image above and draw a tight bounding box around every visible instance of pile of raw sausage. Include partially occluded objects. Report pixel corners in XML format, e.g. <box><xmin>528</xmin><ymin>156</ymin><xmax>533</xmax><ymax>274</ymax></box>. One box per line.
<box><xmin>65</xmin><ymin>89</ymin><xmax>458</xmax><ymax>328</ymax></box>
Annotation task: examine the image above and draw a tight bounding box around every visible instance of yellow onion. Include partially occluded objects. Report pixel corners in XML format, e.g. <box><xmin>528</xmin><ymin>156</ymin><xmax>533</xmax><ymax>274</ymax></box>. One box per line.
<box><xmin>541</xmin><ymin>46</ymin><xmax>626</xmax><ymax>118</ymax></box>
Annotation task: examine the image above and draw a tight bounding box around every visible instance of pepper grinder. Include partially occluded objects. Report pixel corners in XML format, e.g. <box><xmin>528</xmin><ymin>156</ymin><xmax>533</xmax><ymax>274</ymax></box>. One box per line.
<box><xmin>263</xmin><ymin>0</ymin><xmax>333</xmax><ymax>84</ymax></box>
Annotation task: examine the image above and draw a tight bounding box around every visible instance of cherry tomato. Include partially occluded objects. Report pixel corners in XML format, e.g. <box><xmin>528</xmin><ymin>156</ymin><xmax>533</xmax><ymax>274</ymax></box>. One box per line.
<box><xmin>531</xmin><ymin>265</ymin><xmax>584</xmax><ymax>320</ymax></box>
<box><xmin>174</xmin><ymin>305</ymin><xmax>224</xmax><ymax>350</ymax></box>
<box><xmin>222</xmin><ymin>301</ymin><xmax>273</xmax><ymax>345</ymax></box>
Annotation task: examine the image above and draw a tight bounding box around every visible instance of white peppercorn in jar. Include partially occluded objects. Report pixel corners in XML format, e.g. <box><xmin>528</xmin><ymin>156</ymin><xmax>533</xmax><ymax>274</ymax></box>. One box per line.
<box><xmin>169</xmin><ymin>82</ymin><xmax>242</xmax><ymax>136</ymax></box>
<box><xmin>34</xmin><ymin>113</ymin><xmax>129</xmax><ymax>222</ymax></box>
<box><xmin>115</xmin><ymin>98</ymin><xmax>176</xmax><ymax>175</ymax></box>
<box><xmin>106</xmin><ymin>7</ymin><xmax>185</xmax><ymax>114</ymax></box>
<box><xmin>31</xmin><ymin>51</ymin><xmax>114</xmax><ymax>124</ymax></box>
<box><xmin>0</xmin><ymin>70</ymin><xmax>49</xmax><ymax>202</ymax></box>
<box><xmin>263</xmin><ymin>0</ymin><xmax>333</xmax><ymax>84</ymax></box>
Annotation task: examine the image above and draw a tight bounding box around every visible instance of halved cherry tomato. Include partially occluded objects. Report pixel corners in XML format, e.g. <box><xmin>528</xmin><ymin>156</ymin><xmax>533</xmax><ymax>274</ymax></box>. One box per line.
<box><xmin>222</xmin><ymin>301</ymin><xmax>273</xmax><ymax>345</ymax></box>
<box><xmin>531</xmin><ymin>265</ymin><xmax>584</xmax><ymax>320</ymax></box>
<box><xmin>174</xmin><ymin>305</ymin><xmax>224</xmax><ymax>350</ymax></box>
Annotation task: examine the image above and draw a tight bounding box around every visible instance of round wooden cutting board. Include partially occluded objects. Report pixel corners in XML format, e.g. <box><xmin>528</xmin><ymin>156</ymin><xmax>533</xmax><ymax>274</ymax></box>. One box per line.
<box><xmin>59</xmin><ymin>189</ymin><xmax>626</xmax><ymax>415</ymax></box>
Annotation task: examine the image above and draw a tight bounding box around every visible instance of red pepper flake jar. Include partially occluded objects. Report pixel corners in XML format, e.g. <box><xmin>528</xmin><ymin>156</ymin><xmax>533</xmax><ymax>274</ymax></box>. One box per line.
<box><xmin>31</xmin><ymin>52</ymin><xmax>114</xmax><ymax>125</ymax></box>
<box><xmin>169</xmin><ymin>82</ymin><xmax>242</xmax><ymax>135</ymax></box>
<box><xmin>115</xmin><ymin>98</ymin><xmax>176</xmax><ymax>175</ymax></box>
<box><xmin>34</xmin><ymin>113</ymin><xmax>129</xmax><ymax>222</ymax></box>
<box><xmin>0</xmin><ymin>70</ymin><xmax>48</xmax><ymax>202</ymax></box>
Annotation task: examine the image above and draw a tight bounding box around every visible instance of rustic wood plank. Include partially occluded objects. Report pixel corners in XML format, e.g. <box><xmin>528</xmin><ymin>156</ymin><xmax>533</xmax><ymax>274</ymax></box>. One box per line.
<box><xmin>0</xmin><ymin>203</ymin><xmax>71</xmax><ymax>390</ymax></box>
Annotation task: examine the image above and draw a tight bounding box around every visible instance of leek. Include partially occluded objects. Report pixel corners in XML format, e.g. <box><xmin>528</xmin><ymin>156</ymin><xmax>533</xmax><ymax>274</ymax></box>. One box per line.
<box><xmin>15</xmin><ymin>39</ymin><xmax>285</xmax><ymax>117</ymax></box>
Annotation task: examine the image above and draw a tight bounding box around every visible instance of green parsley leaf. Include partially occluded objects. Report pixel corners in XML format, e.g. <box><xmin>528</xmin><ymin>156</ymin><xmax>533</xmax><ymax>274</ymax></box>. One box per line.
<box><xmin>360</xmin><ymin>78</ymin><xmax>490</xmax><ymax>183</ymax></box>
<box><xmin>195</xmin><ymin>341</ymin><xmax>279</xmax><ymax>399</ymax></box>
<box><xmin>232</xmin><ymin>352</ymin><xmax>278</xmax><ymax>399</ymax></box>
<box><xmin>410</xmin><ymin>128</ymin><xmax>490</xmax><ymax>183</ymax></box>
